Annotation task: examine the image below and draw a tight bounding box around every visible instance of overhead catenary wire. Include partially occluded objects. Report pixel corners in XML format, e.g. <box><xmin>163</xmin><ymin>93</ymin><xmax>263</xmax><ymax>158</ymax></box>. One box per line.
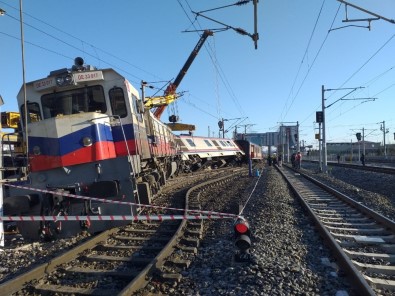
<box><xmin>0</xmin><ymin>1</ymin><xmax>160</xmax><ymax>82</ymax></box>
<box><xmin>296</xmin><ymin>6</ymin><xmax>395</xmax><ymax>143</ymax></box>
<box><xmin>278</xmin><ymin>0</ymin><xmax>337</xmax><ymax>141</ymax></box>
<box><xmin>309</xmin><ymin>33</ymin><xmax>395</xmax><ymax>127</ymax></box>
<box><xmin>335</xmin><ymin>33</ymin><xmax>395</xmax><ymax>91</ymax></box>
<box><xmin>280</xmin><ymin>0</ymin><xmax>327</xmax><ymax>121</ymax></box>
<box><xmin>177</xmin><ymin>0</ymin><xmax>250</xmax><ymax>126</ymax></box>
<box><xmin>187</xmin><ymin>1</ymin><xmax>250</xmax><ymax>119</ymax></box>
<box><xmin>2</xmin><ymin>0</ymin><xmax>249</xmax><ymax>128</ymax></box>
<box><xmin>326</xmin><ymin>60</ymin><xmax>395</xmax><ymax>120</ymax></box>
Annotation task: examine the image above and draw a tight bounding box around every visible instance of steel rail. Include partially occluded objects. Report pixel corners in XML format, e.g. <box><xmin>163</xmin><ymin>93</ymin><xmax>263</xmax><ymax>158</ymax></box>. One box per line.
<box><xmin>303</xmin><ymin>160</ymin><xmax>395</xmax><ymax>175</ymax></box>
<box><xmin>120</xmin><ymin>171</ymin><xmax>243</xmax><ymax>294</ymax></box>
<box><xmin>0</xmin><ymin>169</ymin><xmax>243</xmax><ymax>295</ymax></box>
<box><xmin>277</xmin><ymin>165</ymin><xmax>378</xmax><ymax>295</ymax></box>
<box><xmin>0</xmin><ymin>228</ymin><xmax>118</xmax><ymax>296</ymax></box>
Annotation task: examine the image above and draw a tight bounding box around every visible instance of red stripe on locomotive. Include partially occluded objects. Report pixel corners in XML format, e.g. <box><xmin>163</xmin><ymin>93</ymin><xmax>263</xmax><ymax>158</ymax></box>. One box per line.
<box><xmin>30</xmin><ymin>141</ymin><xmax>116</xmax><ymax>171</ymax></box>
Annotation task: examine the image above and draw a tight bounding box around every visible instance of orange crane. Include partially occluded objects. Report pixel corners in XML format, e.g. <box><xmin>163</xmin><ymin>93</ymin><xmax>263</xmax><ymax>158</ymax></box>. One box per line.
<box><xmin>144</xmin><ymin>30</ymin><xmax>213</xmax><ymax>127</ymax></box>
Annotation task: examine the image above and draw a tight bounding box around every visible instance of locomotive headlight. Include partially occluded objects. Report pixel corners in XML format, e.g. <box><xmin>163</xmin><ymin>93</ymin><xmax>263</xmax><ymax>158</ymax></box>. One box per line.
<box><xmin>82</xmin><ymin>136</ymin><xmax>93</xmax><ymax>147</ymax></box>
<box><xmin>33</xmin><ymin>146</ymin><xmax>41</xmax><ymax>155</ymax></box>
<box><xmin>55</xmin><ymin>74</ymin><xmax>73</xmax><ymax>86</ymax></box>
<box><xmin>64</xmin><ymin>74</ymin><xmax>73</xmax><ymax>84</ymax></box>
<box><xmin>56</xmin><ymin>76</ymin><xmax>64</xmax><ymax>86</ymax></box>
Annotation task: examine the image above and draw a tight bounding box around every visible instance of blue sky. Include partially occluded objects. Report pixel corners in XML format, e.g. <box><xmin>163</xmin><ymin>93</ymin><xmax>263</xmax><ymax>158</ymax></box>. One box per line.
<box><xmin>0</xmin><ymin>0</ymin><xmax>394</xmax><ymax>148</ymax></box>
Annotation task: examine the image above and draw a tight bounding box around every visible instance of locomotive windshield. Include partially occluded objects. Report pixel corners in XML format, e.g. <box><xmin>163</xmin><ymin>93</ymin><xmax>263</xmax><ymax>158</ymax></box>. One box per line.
<box><xmin>41</xmin><ymin>85</ymin><xmax>106</xmax><ymax>119</ymax></box>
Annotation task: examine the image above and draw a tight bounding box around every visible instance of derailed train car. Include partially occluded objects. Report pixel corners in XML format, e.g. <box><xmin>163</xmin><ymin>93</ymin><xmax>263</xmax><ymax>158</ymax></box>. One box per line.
<box><xmin>176</xmin><ymin>135</ymin><xmax>244</xmax><ymax>172</ymax></box>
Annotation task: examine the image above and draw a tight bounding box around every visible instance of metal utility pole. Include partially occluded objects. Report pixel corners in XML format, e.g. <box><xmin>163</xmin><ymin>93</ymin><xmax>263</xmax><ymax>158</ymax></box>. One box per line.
<box><xmin>315</xmin><ymin>111</ymin><xmax>324</xmax><ymax>171</ymax></box>
<box><xmin>358</xmin><ymin>137</ymin><xmax>361</xmax><ymax>161</ymax></box>
<box><xmin>321</xmin><ymin>86</ymin><xmax>328</xmax><ymax>173</ymax></box>
<box><xmin>380</xmin><ymin>121</ymin><xmax>389</xmax><ymax>157</ymax></box>
<box><xmin>218</xmin><ymin>118</ymin><xmax>225</xmax><ymax>138</ymax></box>
<box><xmin>253</xmin><ymin>0</ymin><xmax>259</xmax><ymax>49</ymax></box>
<box><xmin>358</xmin><ymin>127</ymin><xmax>373</xmax><ymax>158</ymax></box>
<box><xmin>241</xmin><ymin>124</ymin><xmax>256</xmax><ymax>134</ymax></box>
<box><xmin>296</xmin><ymin>121</ymin><xmax>300</xmax><ymax>152</ymax></box>
<box><xmin>286</xmin><ymin>130</ymin><xmax>289</xmax><ymax>163</ymax></box>
<box><xmin>318</xmin><ymin>122</ymin><xmax>322</xmax><ymax>171</ymax></box>
<box><xmin>282</xmin><ymin>128</ymin><xmax>285</xmax><ymax>161</ymax></box>
<box><xmin>19</xmin><ymin>0</ymin><xmax>29</xmax><ymax>176</ymax></box>
<box><xmin>321</xmin><ymin>85</ymin><xmax>375</xmax><ymax>173</ymax></box>
<box><xmin>219</xmin><ymin>117</ymin><xmax>246</xmax><ymax>138</ymax></box>
<box><xmin>362</xmin><ymin>127</ymin><xmax>365</xmax><ymax>156</ymax></box>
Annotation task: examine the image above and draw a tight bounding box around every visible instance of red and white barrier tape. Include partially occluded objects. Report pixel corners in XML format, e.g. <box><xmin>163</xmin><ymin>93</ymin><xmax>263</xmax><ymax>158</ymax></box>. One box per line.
<box><xmin>0</xmin><ymin>214</ymin><xmax>231</xmax><ymax>222</ymax></box>
<box><xmin>4</xmin><ymin>183</ymin><xmax>240</xmax><ymax>219</ymax></box>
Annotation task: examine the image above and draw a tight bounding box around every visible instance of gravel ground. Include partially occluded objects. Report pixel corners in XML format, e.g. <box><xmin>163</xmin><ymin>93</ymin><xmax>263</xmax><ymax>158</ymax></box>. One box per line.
<box><xmin>162</xmin><ymin>166</ymin><xmax>356</xmax><ymax>296</ymax></box>
<box><xmin>2</xmin><ymin>162</ymin><xmax>393</xmax><ymax>295</ymax></box>
<box><xmin>0</xmin><ymin>232</ymin><xmax>92</xmax><ymax>285</ymax></box>
<box><xmin>300</xmin><ymin>162</ymin><xmax>395</xmax><ymax>221</ymax></box>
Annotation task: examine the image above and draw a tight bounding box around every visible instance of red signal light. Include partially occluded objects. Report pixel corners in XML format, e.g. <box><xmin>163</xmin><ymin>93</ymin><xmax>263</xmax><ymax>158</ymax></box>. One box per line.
<box><xmin>234</xmin><ymin>220</ymin><xmax>249</xmax><ymax>234</ymax></box>
<box><xmin>233</xmin><ymin>218</ymin><xmax>251</xmax><ymax>257</ymax></box>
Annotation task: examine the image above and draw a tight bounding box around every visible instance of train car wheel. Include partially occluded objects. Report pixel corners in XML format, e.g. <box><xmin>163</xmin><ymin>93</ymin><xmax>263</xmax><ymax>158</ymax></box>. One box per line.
<box><xmin>3</xmin><ymin>194</ymin><xmax>39</xmax><ymax>215</ymax></box>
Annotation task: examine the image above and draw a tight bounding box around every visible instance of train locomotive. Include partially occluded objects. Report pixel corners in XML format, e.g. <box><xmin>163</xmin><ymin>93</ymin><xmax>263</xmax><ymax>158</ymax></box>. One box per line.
<box><xmin>2</xmin><ymin>58</ymin><xmax>253</xmax><ymax>240</ymax></box>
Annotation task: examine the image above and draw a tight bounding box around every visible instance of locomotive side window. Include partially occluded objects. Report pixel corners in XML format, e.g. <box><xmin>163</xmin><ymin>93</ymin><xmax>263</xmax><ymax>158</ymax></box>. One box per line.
<box><xmin>41</xmin><ymin>85</ymin><xmax>106</xmax><ymax>119</ymax></box>
<box><xmin>109</xmin><ymin>87</ymin><xmax>127</xmax><ymax>118</ymax></box>
<box><xmin>204</xmin><ymin>140</ymin><xmax>213</xmax><ymax>147</ymax></box>
<box><xmin>20</xmin><ymin>102</ymin><xmax>41</xmax><ymax>125</ymax></box>
<box><xmin>132</xmin><ymin>94</ymin><xmax>143</xmax><ymax>122</ymax></box>
<box><xmin>186</xmin><ymin>139</ymin><xmax>196</xmax><ymax>147</ymax></box>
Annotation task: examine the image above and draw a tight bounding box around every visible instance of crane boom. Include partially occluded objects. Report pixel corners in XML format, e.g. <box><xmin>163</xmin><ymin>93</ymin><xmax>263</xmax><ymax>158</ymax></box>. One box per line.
<box><xmin>171</xmin><ymin>30</ymin><xmax>213</xmax><ymax>90</ymax></box>
<box><xmin>148</xmin><ymin>30</ymin><xmax>213</xmax><ymax>119</ymax></box>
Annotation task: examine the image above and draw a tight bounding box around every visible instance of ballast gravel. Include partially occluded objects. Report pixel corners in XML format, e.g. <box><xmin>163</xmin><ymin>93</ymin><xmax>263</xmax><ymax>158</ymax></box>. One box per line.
<box><xmin>3</xmin><ymin>163</ymin><xmax>392</xmax><ymax>295</ymax></box>
<box><xmin>153</xmin><ymin>166</ymin><xmax>356</xmax><ymax>295</ymax></box>
<box><xmin>301</xmin><ymin>162</ymin><xmax>395</xmax><ymax>221</ymax></box>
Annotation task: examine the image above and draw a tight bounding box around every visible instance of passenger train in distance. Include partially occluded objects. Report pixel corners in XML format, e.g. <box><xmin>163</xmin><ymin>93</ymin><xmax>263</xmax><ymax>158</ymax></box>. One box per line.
<box><xmin>2</xmin><ymin>58</ymin><xmax>261</xmax><ymax>240</ymax></box>
<box><xmin>234</xmin><ymin>139</ymin><xmax>263</xmax><ymax>162</ymax></box>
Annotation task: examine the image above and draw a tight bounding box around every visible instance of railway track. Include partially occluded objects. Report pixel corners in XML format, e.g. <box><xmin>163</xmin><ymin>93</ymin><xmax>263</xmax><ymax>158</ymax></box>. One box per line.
<box><xmin>0</xmin><ymin>168</ymin><xmax>245</xmax><ymax>296</ymax></box>
<box><xmin>278</xmin><ymin>165</ymin><xmax>395</xmax><ymax>295</ymax></box>
<box><xmin>304</xmin><ymin>160</ymin><xmax>395</xmax><ymax>175</ymax></box>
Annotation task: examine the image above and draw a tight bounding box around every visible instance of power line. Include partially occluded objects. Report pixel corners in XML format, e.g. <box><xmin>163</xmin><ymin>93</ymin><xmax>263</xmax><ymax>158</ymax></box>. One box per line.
<box><xmin>335</xmin><ymin>34</ymin><xmax>395</xmax><ymax>91</ymax></box>
<box><xmin>1</xmin><ymin>0</ymin><xmax>246</xmax><ymax>123</ymax></box>
<box><xmin>0</xmin><ymin>2</ymin><xmax>161</xmax><ymax>85</ymax></box>
<box><xmin>281</xmin><ymin>0</ymin><xmax>326</xmax><ymax>120</ymax></box>
<box><xmin>282</xmin><ymin>1</ymin><xmax>342</xmax><ymax>121</ymax></box>
<box><xmin>177</xmin><ymin>0</ymin><xmax>249</xmax><ymax>121</ymax></box>
<box><xmin>300</xmin><ymin>24</ymin><xmax>395</xmax><ymax>127</ymax></box>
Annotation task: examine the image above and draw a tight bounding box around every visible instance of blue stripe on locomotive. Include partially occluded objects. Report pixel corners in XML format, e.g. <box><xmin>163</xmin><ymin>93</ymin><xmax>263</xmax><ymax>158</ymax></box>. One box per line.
<box><xmin>28</xmin><ymin>123</ymin><xmax>113</xmax><ymax>157</ymax></box>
